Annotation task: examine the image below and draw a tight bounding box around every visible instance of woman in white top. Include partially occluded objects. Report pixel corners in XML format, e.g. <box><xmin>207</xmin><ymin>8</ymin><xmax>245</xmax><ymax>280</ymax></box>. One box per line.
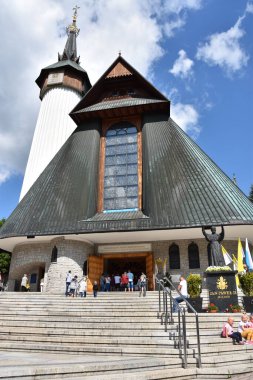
<box><xmin>79</xmin><ymin>277</ymin><xmax>87</xmax><ymax>298</ymax></box>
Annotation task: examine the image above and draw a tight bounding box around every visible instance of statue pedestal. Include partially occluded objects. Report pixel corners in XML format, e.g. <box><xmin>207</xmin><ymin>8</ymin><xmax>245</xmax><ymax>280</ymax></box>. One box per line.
<box><xmin>205</xmin><ymin>271</ymin><xmax>238</xmax><ymax>312</ymax></box>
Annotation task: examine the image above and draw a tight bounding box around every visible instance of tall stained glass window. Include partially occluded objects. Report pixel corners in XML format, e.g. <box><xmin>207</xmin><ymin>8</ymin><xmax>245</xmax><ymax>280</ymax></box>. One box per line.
<box><xmin>103</xmin><ymin>122</ymin><xmax>138</xmax><ymax>212</ymax></box>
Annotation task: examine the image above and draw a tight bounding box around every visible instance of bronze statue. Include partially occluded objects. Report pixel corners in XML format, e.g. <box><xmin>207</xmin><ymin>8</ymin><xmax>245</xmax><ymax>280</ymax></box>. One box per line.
<box><xmin>202</xmin><ymin>226</ymin><xmax>225</xmax><ymax>266</ymax></box>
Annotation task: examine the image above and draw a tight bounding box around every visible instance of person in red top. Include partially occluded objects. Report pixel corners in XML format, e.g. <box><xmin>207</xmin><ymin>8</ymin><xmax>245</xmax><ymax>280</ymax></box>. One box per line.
<box><xmin>121</xmin><ymin>272</ymin><xmax>129</xmax><ymax>292</ymax></box>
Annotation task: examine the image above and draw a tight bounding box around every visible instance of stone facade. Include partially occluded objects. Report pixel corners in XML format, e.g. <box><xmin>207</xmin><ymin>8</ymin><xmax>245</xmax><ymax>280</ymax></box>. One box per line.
<box><xmin>152</xmin><ymin>238</ymin><xmax>239</xmax><ymax>288</ymax></box>
<box><xmin>8</xmin><ymin>237</ymin><xmax>243</xmax><ymax>292</ymax></box>
<box><xmin>8</xmin><ymin>238</ymin><xmax>93</xmax><ymax>293</ymax></box>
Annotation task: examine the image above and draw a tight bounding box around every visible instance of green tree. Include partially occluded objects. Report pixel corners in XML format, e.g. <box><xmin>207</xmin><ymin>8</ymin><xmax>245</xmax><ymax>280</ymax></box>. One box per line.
<box><xmin>0</xmin><ymin>252</ymin><xmax>11</xmax><ymax>274</ymax></box>
<box><xmin>249</xmin><ymin>185</ymin><xmax>253</xmax><ymax>203</ymax></box>
<box><xmin>0</xmin><ymin>218</ymin><xmax>5</xmax><ymax>228</ymax></box>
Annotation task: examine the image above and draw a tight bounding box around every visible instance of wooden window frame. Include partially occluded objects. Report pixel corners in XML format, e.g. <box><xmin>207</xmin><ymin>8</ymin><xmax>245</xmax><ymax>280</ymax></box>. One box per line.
<box><xmin>97</xmin><ymin>115</ymin><xmax>142</xmax><ymax>213</ymax></box>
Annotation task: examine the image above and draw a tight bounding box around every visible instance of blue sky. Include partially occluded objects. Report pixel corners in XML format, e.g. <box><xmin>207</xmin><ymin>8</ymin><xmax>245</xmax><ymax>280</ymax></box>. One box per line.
<box><xmin>0</xmin><ymin>0</ymin><xmax>253</xmax><ymax>219</ymax></box>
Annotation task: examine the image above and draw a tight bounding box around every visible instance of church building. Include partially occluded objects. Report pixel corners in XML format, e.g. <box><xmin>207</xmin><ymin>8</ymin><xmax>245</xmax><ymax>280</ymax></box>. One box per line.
<box><xmin>1</xmin><ymin>11</ymin><xmax>253</xmax><ymax>293</ymax></box>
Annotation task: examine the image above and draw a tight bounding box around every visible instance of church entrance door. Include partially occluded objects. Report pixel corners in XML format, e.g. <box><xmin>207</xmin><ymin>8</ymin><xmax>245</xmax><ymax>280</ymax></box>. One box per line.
<box><xmin>87</xmin><ymin>255</ymin><xmax>103</xmax><ymax>292</ymax></box>
<box><xmin>88</xmin><ymin>252</ymin><xmax>154</xmax><ymax>291</ymax></box>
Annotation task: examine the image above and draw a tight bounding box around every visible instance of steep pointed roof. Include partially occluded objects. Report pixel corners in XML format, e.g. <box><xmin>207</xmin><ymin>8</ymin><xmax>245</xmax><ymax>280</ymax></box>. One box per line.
<box><xmin>70</xmin><ymin>55</ymin><xmax>169</xmax><ymax>123</ymax></box>
<box><xmin>1</xmin><ymin>115</ymin><xmax>253</xmax><ymax>240</ymax></box>
<box><xmin>58</xmin><ymin>6</ymin><xmax>80</xmax><ymax>63</ymax></box>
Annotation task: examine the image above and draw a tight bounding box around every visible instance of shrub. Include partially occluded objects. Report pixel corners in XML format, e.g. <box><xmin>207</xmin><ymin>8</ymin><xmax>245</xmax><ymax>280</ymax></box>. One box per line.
<box><xmin>187</xmin><ymin>274</ymin><xmax>202</xmax><ymax>298</ymax></box>
<box><xmin>239</xmin><ymin>272</ymin><xmax>253</xmax><ymax>296</ymax></box>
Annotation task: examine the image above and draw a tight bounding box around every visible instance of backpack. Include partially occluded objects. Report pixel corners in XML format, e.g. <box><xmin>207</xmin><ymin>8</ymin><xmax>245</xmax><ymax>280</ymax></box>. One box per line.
<box><xmin>220</xmin><ymin>324</ymin><xmax>226</xmax><ymax>338</ymax></box>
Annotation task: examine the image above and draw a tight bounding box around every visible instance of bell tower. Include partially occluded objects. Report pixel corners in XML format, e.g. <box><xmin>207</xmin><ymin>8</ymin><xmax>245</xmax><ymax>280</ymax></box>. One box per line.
<box><xmin>20</xmin><ymin>7</ymin><xmax>91</xmax><ymax>199</ymax></box>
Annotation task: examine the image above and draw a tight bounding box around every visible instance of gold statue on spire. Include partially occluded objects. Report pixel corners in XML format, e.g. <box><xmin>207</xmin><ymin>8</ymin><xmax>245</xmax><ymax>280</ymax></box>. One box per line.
<box><xmin>66</xmin><ymin>5</ymin><xmax>80</xmax><ymax>36</ymax></box>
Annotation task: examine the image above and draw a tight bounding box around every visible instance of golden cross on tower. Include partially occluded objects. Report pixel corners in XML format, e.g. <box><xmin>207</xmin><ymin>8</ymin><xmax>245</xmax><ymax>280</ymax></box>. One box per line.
<box><xmin>73</xmin><ymin>5</ymin><xmax>80</xmax><ymax>21</ymax></box>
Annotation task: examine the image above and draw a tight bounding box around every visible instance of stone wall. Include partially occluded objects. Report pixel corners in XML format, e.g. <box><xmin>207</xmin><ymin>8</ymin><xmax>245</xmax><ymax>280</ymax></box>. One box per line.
<box><xmin>8</xmin><ymin>237</ymin><xmax>241</xmax><ymax>292</ymax></box>
<box><xmin>8</xmin><ymin>238</ymin><xmax>94</xmax><ymax>294</ymax></box>
<box><xmin>46</xmin><ymin>238</ymin><xmax>93</xmax><ymax>293</ymax></box>
<box><xmin>152</xmin><ymin>239</ymin><xmax>239</xmax><ymax>287</ymax></box>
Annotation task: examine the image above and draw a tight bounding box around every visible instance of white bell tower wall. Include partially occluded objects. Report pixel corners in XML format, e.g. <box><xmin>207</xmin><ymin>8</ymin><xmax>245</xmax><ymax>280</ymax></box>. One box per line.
<box><xmin>20</xmin><ymin>87</ymin><xmax>81</xmax><ymax>200</ymax></box>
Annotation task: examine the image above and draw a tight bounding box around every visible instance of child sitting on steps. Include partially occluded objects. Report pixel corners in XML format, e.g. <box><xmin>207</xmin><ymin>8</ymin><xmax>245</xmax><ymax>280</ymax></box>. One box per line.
<box><xmin>221</xmin><ymin>317</ymin><xmax>244</xmax><ymax>345</ymax></box>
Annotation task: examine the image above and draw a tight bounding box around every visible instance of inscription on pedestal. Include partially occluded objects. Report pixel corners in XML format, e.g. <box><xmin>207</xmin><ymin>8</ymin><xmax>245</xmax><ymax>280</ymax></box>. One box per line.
<box><xmin>206</xmin><ymin>271</ymin><xmax>238</xmax><ymax>311</ymax></box>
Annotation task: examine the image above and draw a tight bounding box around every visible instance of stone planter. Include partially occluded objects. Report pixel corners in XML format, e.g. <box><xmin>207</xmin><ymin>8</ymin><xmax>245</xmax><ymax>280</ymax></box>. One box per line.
<box><xmin>243</xmin><ymin>296</ymin><xmax>253</xmax><ymax>313</ymax></box>
<box><xmin>187</xmin><ymin>297</ymin><xmax>203</xmax><ymax>313</ymax></box>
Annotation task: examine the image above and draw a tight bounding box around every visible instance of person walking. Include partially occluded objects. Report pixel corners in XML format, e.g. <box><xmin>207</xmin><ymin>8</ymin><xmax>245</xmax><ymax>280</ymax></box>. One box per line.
<box><xmin>65</xmin><ymin>270</ymin><xmax>72</xmax><ymax>296</ymax></box>
<box><xmin>127</xmin><ymin>270</ymin><xmax>134</xmax><ymax>292</ymax></box>
<box><xmin>21</xmin><ymin>274</ymin><xmax>28</xmax><ymax>292</ymax></box>
<box><xmin>139</xmin><ymin>272</ymin><xmax>147</xmax><ymax>297</ymax></box>
<box><xmin>93</xmin><ymin>281</ymin><xmax>99</xmax><ymax>297</ymax></box>
<box><xmin>173</xmin><ymin>275</ymin><xmax>188</xmax><ymax>312</ymax></box>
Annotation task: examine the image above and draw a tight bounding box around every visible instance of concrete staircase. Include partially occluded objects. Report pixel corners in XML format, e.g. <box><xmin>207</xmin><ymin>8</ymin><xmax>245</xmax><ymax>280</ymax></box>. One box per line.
<box><xmin>0</xmin><ymin>292</ymin><xmax>252</xmax><ymax>379</ymax></box>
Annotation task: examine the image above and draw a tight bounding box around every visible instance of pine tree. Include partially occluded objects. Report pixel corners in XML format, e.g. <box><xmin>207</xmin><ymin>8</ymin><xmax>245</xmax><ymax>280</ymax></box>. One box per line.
<box><xmin>249</xmin><ymin>184</ymin><xmax>253</xmax><ymax>203</ymax></box>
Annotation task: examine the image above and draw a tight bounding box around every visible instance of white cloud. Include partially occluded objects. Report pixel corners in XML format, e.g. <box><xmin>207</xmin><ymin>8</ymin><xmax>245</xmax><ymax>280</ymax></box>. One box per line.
<box><xmin>196</xmin><ymin>5</ymin><xmax>252</xmax><ymax>75</ymax></box>
<box><xmin>162</xmin><ymin>0</ymin><xmax>202</xmax><ymax>14</ymax></box>
<box><xmin>171</xmin><ymin>102</ymin><xmax>200</xmax><ymax>137</ymax></box>
<box><xmin>0</xmin><ymin>0</ymin><xmax>203</xmax><ymax>187</ymax></box>
<box><xmin>160</xmin><ymin>0</ymin><xmax>202</xmax><ymax>38</ymax></box>
<box><xmin>163</xmin><ymin>18</ymin><xmax>185</xmax><ymax>38</ymax></box>
<box><xmin>246</xmin><ymin>2</ymin><xmax>253</xmax><ymax>14</ymax></box>
<box><xmin>170</xmin><ymin>49</ymin><xmax>194</xmax><ymax>78</ymax></box>
<box><xmin>0</xmin><ymin>168</ymin><xmax>11</xmax><ymax>185</ymax></box>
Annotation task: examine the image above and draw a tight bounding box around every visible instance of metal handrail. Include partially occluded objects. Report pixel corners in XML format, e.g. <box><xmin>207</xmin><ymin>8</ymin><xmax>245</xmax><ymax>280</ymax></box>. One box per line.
<box><xmin>156</xmin><ymin>276</ymin><xmax>202</xmax><ymax>368</ymax></box>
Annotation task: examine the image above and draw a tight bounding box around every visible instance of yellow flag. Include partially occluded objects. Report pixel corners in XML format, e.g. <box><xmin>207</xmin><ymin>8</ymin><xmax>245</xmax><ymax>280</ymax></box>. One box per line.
<box><xmin>221</xmin><ymin>245</ymin><xmax>232</xmax><ymax>265</ymax></box>
<box><xmin>237</xmin><ymin>238</ymin><xmax>244</xmax><ymax>273</ymax></box>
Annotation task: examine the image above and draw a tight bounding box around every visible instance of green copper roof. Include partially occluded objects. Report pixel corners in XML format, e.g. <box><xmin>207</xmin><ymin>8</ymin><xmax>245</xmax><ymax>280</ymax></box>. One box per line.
<box><xmin>74</xmin><ymin>98</ymin><xmax>167</xmax><ymax>113</ymax></box>
<box><xmin>1</xmin><ymin>113</ymin><xmax>253</xmax><ymax>240</ymax></box>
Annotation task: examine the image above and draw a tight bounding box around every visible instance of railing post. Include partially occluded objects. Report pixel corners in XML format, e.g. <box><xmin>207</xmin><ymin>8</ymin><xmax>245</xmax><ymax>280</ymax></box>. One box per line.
<box><xmin>155</xmin><ymin>276</ymin><xmax>201</xmax><ymax>369</ymax></box>
<box><xmin>169</xmin><ymin>291</ymin><xmax>174</xmax><ymax>324</ymax></box>
<box><xmin>196</xmin><ymin>313</ymin><xmax>202</xmax><ymax>368</ymax></box>
<box><xmin>178</xmin><ymin>309</ymin><xmax>182</xmax><ymax>351</ymax></box>
<box><xmin>182</xmin><ymin>308</ymin><xmax>187</xmax><ymax>368</ymax></box>
<box><xmin>165</xmin><ymin>291</ymin><xmax>168</xmax><ymax>332</ymax></box>
<box><xmin>157</xmin><ymin>282</ymin><xmax>161</xmax><ymax>318</ymax></box>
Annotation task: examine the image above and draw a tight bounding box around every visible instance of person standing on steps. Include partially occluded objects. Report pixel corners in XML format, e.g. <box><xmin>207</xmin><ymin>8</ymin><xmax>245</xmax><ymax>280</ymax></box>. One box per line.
<box><xmin>93</xmin><ymin>281</ymin><xmax>98</xmax><ymax>297</ymax></box>
<box><xmin>100</xmin><ymin>274</ymin><xmax>105</xmax><ymax>292</ymax></box>
<box><xmin>105</xmin><ymin>275</ymin><xmax>111</xmax><ymax>292</ymax></box>
<box><xmin>121</xmin><ymin>272</ymin><xmax>129</xmax><ymax>292</ymax></box>
<box><xmin>114</xmin><ymin>273</ymin><xmax>121</xmax><ymax>291</ymax></box>
<box><xmin>139</xmin><ymin>272</ymin><xmax>147</xmax><ymax>297</ymax></box>
<box><xmin>21</xmin><ymin>274</ymin><xmax>28</xmax><ymax>292</ymax></box>
<box><xmin>69</xmin><ymin>275</ymin><xmax>78</xmax><ymax>297</ymax></box>
<box><xmin>127</xmin><ymin>270</ymin><xmax>134</xmax><ymax>292</ymax></box>
<box><xmin>40</xmin><ymin>277</ymin><xmax>44</xmax><ymax>292</ymax></box>
<box><xmin>79</xmin><ymin>276</ymin><xmax>87</xmax><ymax>297</ymax></box>
<box><xmin>172</xmin><ymin>275</ymin><xmax>188</xmax><ymax>312</ymax></box>
<box><xmin>65</xmin><ymin>270</ymin><xmax>72</xmax><ymax>296</ymax></box>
